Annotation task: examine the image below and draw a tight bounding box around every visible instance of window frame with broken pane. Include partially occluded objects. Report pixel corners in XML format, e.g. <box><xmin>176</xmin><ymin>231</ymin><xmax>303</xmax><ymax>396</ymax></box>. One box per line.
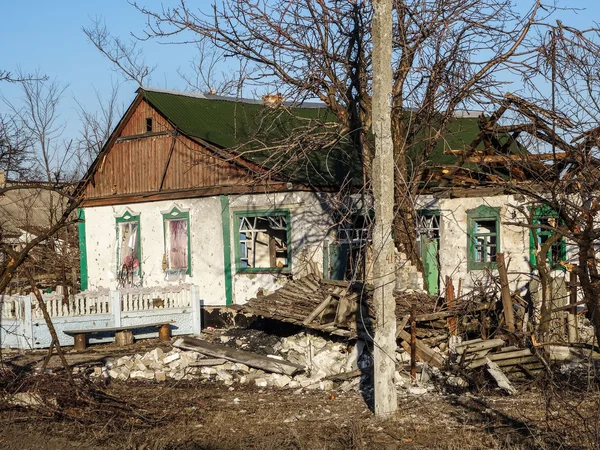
<box><xmin>116</xmin><ymin>211</ymin><xmax>142</xmax><ymax>280</ymax></box>
<box><xmin>529</xmin><ymin>205</ymin><xmax>566</xmax><ymax>270</ymax></box>
<box><xmin>234</xmin><ymin>209</ymin><xmax>292</xmax><ymax>273</ymax></box>
<box><xmin>162</xmin><ymin>207</ymin><xmax>191</xmax><ymax>276</ymax></box>
<box><xmin>467</xmin><ymin>205</ymin><xmax>500</xmax><ymax>271</ymax></box>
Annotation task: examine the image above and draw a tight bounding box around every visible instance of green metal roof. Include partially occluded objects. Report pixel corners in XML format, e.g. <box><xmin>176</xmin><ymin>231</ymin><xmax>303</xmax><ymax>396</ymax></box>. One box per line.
<box><xmin>140</xmin><ymin>88</ymin><xmax>523</xmax><ymax>187</ymax></box>
<box><xmin>141</xmin><ymin>88</ymin><xmax>360</xmax><ymax>187</ymax></box>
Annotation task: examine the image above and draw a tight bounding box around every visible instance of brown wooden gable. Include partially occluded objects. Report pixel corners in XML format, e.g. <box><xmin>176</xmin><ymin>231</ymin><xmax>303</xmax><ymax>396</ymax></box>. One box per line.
<box><xmin>83</xmin><ymin>98</ymin><xmax>269</xmax><ymax>206</ymax></box>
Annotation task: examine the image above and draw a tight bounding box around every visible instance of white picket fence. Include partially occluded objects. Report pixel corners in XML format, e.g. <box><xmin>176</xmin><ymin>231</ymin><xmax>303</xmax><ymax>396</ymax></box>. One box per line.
<box><xmin>1</xmin><ymin>284</ymin><xmax>195</xmax><ymax>320</ymax></box>
<box><xmin>0</xmin><ymin>284</ymin><xmax>201</xmax><ymax>349</ymax></box>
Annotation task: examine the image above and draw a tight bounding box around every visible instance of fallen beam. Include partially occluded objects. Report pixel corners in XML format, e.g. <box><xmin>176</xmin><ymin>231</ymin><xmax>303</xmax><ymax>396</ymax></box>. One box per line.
<box><xmin>173</xmin><ymin>337</ymin><xmax>304</xmax><ymax>376</ymax></box>
<box><xmin>486</xmin><ymin>358</ymin><xmax>517</xmax><ymax>395</ymax></box>
<box><xmin>397</xmin><ymin>329</ymin><xmax>445</xmax><ymax>368</ymax></box>
<box><xmin>455</xmin><ymin>339</ymin><xmax>505</xmax><ymax>355</ymax></box>
<box><xmin>303</xmin><ymin>295</ymin><xmax>333</xmax><ymax>325</ymax></box>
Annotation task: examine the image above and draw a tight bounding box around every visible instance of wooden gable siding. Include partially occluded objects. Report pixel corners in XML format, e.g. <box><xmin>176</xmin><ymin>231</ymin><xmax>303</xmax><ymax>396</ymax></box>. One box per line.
<box><xmin>120</xmin><ymin>99</ymin><xmax>171</xmax><ymax>136</ymax></box>
<box><xmin>84</xmin><ymin>99</ymin><xmax>258</xmax><ymax>200</ymax></box>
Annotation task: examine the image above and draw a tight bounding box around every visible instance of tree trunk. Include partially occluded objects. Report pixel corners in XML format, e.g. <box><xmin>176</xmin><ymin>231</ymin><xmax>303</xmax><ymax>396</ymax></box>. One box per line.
<box><xmin>578</xmin><ymin>241</ymin><xmax>600</xmax><ymax>346</ymax></box>
<box><xmin>371</xmin><ymin>0</ymin><xmax>397</xmax><ymax>417</ymax></box>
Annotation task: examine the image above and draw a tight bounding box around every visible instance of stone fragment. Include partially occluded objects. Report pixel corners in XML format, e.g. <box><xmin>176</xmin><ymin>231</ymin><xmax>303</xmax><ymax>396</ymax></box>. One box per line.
<box><xmin>319</xmin><ymin>380</ymin><xmax>334</xmax><ymax>391</ymax></box>
<box><xmin>134</xmin><ymin>360</ymin><xmax>147</xmax><ymax>371</ymax></box>
<box><xmin>116</xmin><ymin>356</ymin><xmax>131</xmax><ymax>367</ymax></box>
<box><xmin>155</xmin><ymin>372</ymin><xmax>167</xmax><ymax>382</ymax></box>
<box><xmin>201</xmin><ymin>367</ymin><xmax>217</xmax><ymax>375</ymax></box>
<box><xmin>270</xmin><ymin>374</ymin><xmax>292</xmax><ymax>388</ymax></box>
<box><xmin>124</xmin><ymin>359</ymin><xmax>135</xmax><ymax>370</ymax></box>
<box><xmin>109</xmin><ymin>369</ymin><xmax>120</xmax><ymax>379</ymax></box>
<box><xmin>231</xmin><ymin>363</ymin><xmax>250</xmax><ymax>372</ymax></box>
<box><xmin>118</xmin><ymin>367</ymin><xmax>131</xmax><ymax>380</ymax></box>
<box><xmin>220</xmin><ymin>336</ymin><xmax>231</xmax><ymax>343</ymax></box>
<box><xmin>216</xmin><ymin>370</ymin><xmax>233</xmax><ymax>382</ymax></box>
<box><xmin>407</xmin><ymin>385</ymin><xmax>428</xmax><ymax>395</ymax></box>
<box><xmin>130</xmin><ymin>370</ymin><xmax>144</xmax><ymax>379</ymax></box>
<box><xmin>254</xmin><ymin>378</ymin><xmax>268</xmax><ymax>388</ymax></box>
<box><xmin>163</xmin><ymin>353</ymin><xmax>181</xmax><ymax>364</ymax></box>
<box><xmin>149</xmin><ymin>348</ymin><xmax>165</xmax><ymax>362</ymax></box>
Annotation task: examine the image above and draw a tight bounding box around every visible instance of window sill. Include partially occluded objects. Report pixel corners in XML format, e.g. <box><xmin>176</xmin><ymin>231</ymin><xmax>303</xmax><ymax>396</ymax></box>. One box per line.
<box><xmin>236</xmin><ymin>267</ymin><xmax>291</xmax><ymax>275</ymax></box>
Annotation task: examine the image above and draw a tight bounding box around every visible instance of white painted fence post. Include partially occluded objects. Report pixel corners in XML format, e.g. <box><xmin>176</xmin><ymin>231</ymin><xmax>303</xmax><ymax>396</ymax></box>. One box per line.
<box><xmin>18</xmin><ymin>295</ymin><xmax>33</xmax><ymax>349</ymax></box>
<box><xmin>110</xmin><ymin>290</ymin><xmax>121</xmax><ymax>328</ymax></box>
<box><xmin>191</xmin><ymin>285</ymin><xmax>201</xmax><ymax>335</ymax></box>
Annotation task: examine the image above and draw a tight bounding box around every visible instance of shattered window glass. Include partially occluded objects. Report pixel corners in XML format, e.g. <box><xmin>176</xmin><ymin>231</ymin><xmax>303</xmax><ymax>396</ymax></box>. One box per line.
<box><xmin>119</xmin><ymin>221</ymin><xmax>140</xmax><ymax>275</ymax></box>
<box><xmin>473</xmin><ymin>219</ymin><xmax>497</xmax><ymax>263</ymax></box>
<box><xmin>238</xmin><ymin>214</ymin><xmax>290</xmax><ymax>271</ymax></box>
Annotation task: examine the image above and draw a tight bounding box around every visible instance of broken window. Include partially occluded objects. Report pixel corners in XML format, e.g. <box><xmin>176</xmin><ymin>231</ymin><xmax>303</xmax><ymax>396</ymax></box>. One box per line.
<box><xmin>116</xmin><ymin>212</ymin><xmax>141</xmax><ymax>283</ymax></box>
<box><xmin>530</xmin><ymin>206</ymin><xmax>566</xmax><ymax>269</ymax></box>
<box><xmin>146</xmin><ymin>117</ymin><xmax>153</xmax><ymax>132</ymax></box>
<box><xmin>467</xmin><ymin>205</ymin><xmax>500</xmax><ymax>270</ymax></box>
<box><xmin>324</xmin><ymin>214</ymin><xmax>371</xmax><ymax>281</ymax></box>
<box><xmin>236</xmin><ymin>211</ymin><xmax>291</xmax><ymax>272</ymax></box>
<box><xmin>163</xmin><ymin>207</ymin><xmax>191</xmax><ymax>275</ymax></box>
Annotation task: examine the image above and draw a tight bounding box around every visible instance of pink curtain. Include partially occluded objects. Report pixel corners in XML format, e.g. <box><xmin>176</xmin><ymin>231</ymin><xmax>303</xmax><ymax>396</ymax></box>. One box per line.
<box><xmin>169</xmin><ymin>220</ymin><xmax>188</xmax><ymax>269</ymax></box>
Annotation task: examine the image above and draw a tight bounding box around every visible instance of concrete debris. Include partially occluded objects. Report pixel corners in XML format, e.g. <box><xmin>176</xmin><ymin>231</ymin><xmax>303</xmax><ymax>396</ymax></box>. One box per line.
<box><xmin>90</xmin><ymin>330</ymin><xmax>371</xmax><ymax>392</ymax></box>
<box><xmin>10</xmin><ymin>392</ymin><xmax>57</xmax><ymax>407</ymax></box>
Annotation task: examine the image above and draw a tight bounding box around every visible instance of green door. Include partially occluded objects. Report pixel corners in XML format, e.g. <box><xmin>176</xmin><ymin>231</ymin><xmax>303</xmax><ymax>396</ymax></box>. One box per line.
<box><xmin>324</xmin><ymin>241</ymin><xmax>349</xmax><ymax>280</ymax></box>
<box><xmin>422</xmin><ymin>236</ymin><xmax>439</xmax><ymax>296</ymax></box>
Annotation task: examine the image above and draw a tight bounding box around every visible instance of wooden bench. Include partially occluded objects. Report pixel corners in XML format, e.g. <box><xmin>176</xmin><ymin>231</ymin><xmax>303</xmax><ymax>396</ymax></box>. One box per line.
<box><xmin>64</xmin><ymin>321</ymin><xmax>174</xmax><ymax>351</ymax></box>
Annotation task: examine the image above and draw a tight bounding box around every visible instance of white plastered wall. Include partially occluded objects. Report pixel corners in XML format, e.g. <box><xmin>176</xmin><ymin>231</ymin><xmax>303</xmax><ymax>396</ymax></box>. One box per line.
<box><xmin>83</xmin><ymin>191</ymin><xmax>332</xmax><ymax>306</ymax></box>
<box><xmin>227</xmin><ymin>191</ymin><xmax>331</xmax><ymax>304</ymax></box>
<box><xmin>417</xmin><ymin>194</ymin><xmax>576</xmax><ymax>294</ymax></box>
<box><xmin>84</xmin><ymin>196</ymin><xmax>226</xmax><ymax>305</ymax></box>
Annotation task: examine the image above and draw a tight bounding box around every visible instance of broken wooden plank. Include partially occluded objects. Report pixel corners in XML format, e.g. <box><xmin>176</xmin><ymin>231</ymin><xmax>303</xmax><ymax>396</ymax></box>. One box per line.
<box><xmin>395</xmin><ymin>315</ymin><xmax>410</xmax><ymax>338</ymax></box>
<box><xmin>303</xmin><ymin>295</ymin><xmax>333</xmax><ymax>325</ymax></box>
<box><xmin>488</xmin><ymin>349</ymin><xmax>532</xmax><ymax>361</ymax></box>
<box><xmin>495</xmin><ymin>355</ymin><xmax>539</xmax><ymax>367</ymax></box>
<box><xmin>455</xmin><ymin>339</ymin><xmax>505</xmax><ymax>355</ymax></box>
<box><xmin>173</xmin><ymin>337</ymin><xmax>304</xmax><ymax>376</ymax></box>
<box><xmin>486</xmin><ymin>358</ymin><xmax>517</xmax><ymax>395</ymax></box>
<box><xmin>397</xmin><ymin>329</ymin><xmax>445</xmax><ymax>368</ymax></box>
<box><xmin>188</xmin><ymin>358</ymin><xmax>228</xmax><ymax>367</ymax></box>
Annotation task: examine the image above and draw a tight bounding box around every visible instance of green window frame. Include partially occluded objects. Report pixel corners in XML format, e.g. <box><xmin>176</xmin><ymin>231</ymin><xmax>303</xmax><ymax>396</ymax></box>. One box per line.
<box><xmin>529</xmin><ymin>205</ymin><xmax>566</xmax><ymax>270</ymax></box>
<box><xmin>162</xmin><ymin>207</ymin><xmax>192</xmax><ymax>275</ymax></box>
<box><xmin>467</xmin><ymin>205</ymin><xmax>500</xmax><ymax>271</ymax></box>
<box><xmin>116</xmin><ymin>211</ymin><xmax>142</xmax><ymax>278</ymax></box>
<box><xmin>234</xmin><ymin>209</ymin><xmax>291</xmax><ymax>274</ymax></box>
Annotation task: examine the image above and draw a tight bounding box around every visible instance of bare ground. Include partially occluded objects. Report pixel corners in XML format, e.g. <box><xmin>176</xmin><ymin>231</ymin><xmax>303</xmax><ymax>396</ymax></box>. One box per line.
<box><xmin>1</xmin><ymin>340</ymin><xmax>599</xmax><ymax>449</ymax></box>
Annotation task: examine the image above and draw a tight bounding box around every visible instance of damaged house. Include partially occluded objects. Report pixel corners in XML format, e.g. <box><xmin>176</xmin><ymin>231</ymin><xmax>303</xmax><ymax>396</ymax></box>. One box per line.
<box><xmin>78</xmin><ymin>88</ymin><xmax>573</xmax><ymax>309</ymax></box>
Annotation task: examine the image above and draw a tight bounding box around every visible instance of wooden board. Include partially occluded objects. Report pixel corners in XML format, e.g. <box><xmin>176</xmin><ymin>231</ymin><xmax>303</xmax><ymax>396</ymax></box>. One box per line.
<box><xmin>173</xmin><ymin>336</ymin><xmax>304</xmax><ymax>376</ymax></box>
<box><xmin>65</xmin><ymin>321</ymin><xmax>174</xmax><ymax>335</ymax></box>
<box><xmin>397</xmin><ymin>329</ymin><xmax>445</xmax><ymax>368</ymax></box>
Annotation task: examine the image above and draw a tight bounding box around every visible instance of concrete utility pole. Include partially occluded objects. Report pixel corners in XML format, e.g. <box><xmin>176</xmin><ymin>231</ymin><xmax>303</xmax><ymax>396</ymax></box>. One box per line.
<box><xmin>371</xmin><ymin>0</ymin><xmax>397</xmax><ymax>417</ymax></box>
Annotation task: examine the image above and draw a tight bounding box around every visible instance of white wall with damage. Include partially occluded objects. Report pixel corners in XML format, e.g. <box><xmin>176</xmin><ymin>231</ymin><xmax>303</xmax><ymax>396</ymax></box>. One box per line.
<box><xmin>417</xmin><ymin>193</ymin><xmax>576</xmax><ymax>294</ymax></box>
<box><xmin>83</xmin><ymin>191</ymin><xmax>332</xmax><ymax>306</ymax></box>
<box><xmin>228</xmin><ymin>191</ymin><xmax>331</xmax><ymax>303</ymax></box>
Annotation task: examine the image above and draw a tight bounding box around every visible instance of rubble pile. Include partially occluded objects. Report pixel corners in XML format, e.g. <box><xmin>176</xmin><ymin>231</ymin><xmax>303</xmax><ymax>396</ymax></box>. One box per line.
<box><xmin>91</xmin><ymin>332</ymin><xmax>374</xmax><ymax>392</ymax></box>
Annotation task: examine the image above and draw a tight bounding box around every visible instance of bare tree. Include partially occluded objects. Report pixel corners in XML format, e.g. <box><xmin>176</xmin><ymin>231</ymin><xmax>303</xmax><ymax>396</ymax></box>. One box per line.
<box><xmin>83</xmin><ymin>17</ymin><xmax>155</xmax><ymax>86</ymax></box>
<box><xmin>0</xmin><ymin>113</ymin><xmax>33</xmax><ymax>179</ymax></box>
<box><xmin>2</xmin><ymin>71</ymin><xmax>73</xmax><ymax>184</ymax></box>
<box><xmin>75</xmin><ymin>82</ymin><xmax>123</xmax><ymax>174</ymax></box>
<box><xmin>447</xmin><ymin>22</ymin><xmax>600</xmax><ymax>345</ymax></box>
<box><xmin>123</xmin><ymin>0</ymin><xmax>552</xmax><ymax>271</ymax></box>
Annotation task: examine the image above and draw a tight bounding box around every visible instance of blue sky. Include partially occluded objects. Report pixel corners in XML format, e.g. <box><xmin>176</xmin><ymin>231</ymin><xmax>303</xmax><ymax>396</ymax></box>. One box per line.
<box><xmin>1</xmin><ymin>0</ymin><xmax>599</xmax><ymax>143</ymax></box>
